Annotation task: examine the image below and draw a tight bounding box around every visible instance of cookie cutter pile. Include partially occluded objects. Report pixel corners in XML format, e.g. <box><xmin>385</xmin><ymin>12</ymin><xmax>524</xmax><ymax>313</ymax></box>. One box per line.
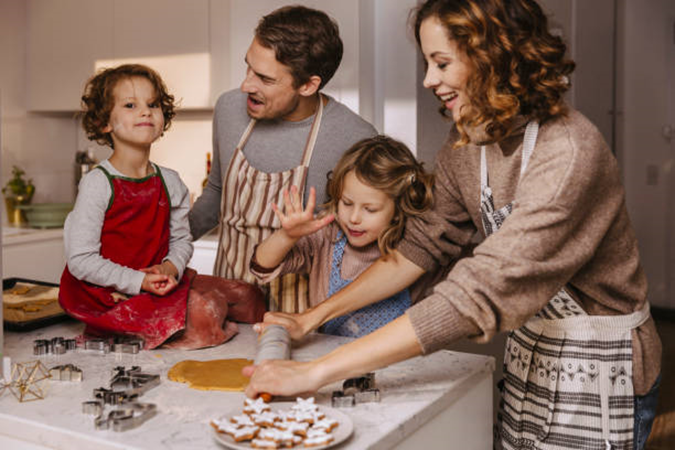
<box><xmin>33</xmin><ymin>337</ymin><xmax>77</xmax><ymax>355</ymax></box>
<box><xmin>331</xmin><ymin>372</ymin><xmax>380</xmax><ymax>407</ymax></box>
<box><xmin>33</xmin><ymin>336</ymin><xmax>144</xmax><ymax>355</ymax></box>
<box><xmin>82</xmin><ymin>366</ymin><xmax>159</xmax><ymax>431</ymax></box>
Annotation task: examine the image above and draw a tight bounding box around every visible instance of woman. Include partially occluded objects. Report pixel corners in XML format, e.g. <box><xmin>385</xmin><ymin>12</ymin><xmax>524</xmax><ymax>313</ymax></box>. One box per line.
<box><xmin>244</xmin><ymin>1</ymin><xmax>662</xmax><ymax>448</ymax></box>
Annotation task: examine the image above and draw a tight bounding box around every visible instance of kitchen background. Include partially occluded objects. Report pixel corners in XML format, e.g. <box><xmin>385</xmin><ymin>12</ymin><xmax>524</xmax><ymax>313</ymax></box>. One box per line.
<box><xmin>1</xmin><ymin>0</ymin><xmax>674</xmax><ymax>295</ymax></box>
<box><xmin>1</xmin><ymin>0</ymin><xmax>674</xmax><ymax>434</ymax></box>
<box><xmin>3</xmin><ymin>0</ymin><xmax>671</xmax><ymax>307</ymax></box>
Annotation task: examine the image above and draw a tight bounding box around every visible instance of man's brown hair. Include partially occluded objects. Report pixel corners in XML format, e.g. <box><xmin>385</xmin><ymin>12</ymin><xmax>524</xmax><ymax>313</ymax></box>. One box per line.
<box><xmin>255</xmin><ymin>5</ymin><xmax>343</xmax><ymax>90</ymax></box>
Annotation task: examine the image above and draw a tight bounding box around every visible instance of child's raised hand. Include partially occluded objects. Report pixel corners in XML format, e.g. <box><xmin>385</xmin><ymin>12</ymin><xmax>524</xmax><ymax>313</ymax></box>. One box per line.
<box><xmin>272</xmin><ymin>186</ymin><xmax>334</xmax><ymax>240</ymax></box>
<box><xmin>141</xmin><ymin>272</ymin><xmax>178</xmax><ymax>296</ymax></box>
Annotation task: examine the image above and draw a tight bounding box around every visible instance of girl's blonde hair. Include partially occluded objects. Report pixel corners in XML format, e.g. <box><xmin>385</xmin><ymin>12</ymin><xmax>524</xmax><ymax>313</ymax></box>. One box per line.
<box><xmin>324</xmin><ymin>135</ymin><xmax>434</xmax><ymax>255</ymax></box>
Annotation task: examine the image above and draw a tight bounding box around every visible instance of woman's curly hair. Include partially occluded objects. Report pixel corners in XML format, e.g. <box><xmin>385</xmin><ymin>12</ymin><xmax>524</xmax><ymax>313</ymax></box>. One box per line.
<box><xmin>81</xmin><ymin>64</ymin><xmax>176</xmax><ymax>148</ymax></box>
<box><xmin>413</xmin><ymin>0</ymin><xmax>575</xmax><ymax>147</ymax></box>
<box><xmin>324</xmin><ymin>135</ymin><xmax>434</xmax><ymax>256</ymax></box>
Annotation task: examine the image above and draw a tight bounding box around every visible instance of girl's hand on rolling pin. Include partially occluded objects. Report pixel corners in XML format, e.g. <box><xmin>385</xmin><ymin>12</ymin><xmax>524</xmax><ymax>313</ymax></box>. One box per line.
<box><xmin>254</xmin><ymin>311</ymin><xmax>313</xmax><ymax>341</ymax></box>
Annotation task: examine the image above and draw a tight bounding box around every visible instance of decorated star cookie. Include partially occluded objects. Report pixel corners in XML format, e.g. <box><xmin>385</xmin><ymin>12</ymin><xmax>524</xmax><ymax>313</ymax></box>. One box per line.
<box><xmin>275</xmin><ymin>419</ymin><xmax>310</xmax><ymax>436</ymax></box>
<box><xmin>244</xmin><ymin>397</ymin><xmax>272</xmax><ymax>415</ymax></box>
<box><xmin>292</xmin><ymin>397</ymin><xmax>319</xmax><ymax>412</ymax></box>
<box><xmin>258</xmin><ymin>427</ymin><xmax>303</xmax><ymax>447</ymax></box>
<box><xmin>251</xmin><ymin>438</ymin><xmax>280</xmax><ymax>449</ymax></box>
<box><xmin>304</xmin><ymin>428</ymin><xmax>334</xmax><ymax>447</ymax></box>
<box><xmin>312</xmin><ymin>417</ymin><xmax>339</xmax><ymax>432</ymax></box>
<box><xmin>251</xmin><ymin>411</ymin><xmax>279</xmax><ymax>427</ymax></box>
<box><xmin>230</xmin><ymin>414</ymin><xmax>256</xmax><ymax>427</ymax></box>
<box><xmin>212</xmin><ymin>421</ymin><xmax>259</xmax><ymax>442</ymax></box>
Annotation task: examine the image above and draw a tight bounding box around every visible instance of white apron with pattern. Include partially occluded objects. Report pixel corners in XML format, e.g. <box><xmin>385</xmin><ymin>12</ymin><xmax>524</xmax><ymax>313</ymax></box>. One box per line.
<box><xmin>214</xmin><ymin>97</ymin><xmax>324</xmax><ymax>313</ymax></box>
<box><xmin>482</xmin><ymin>122</ymin><xmax>650</xmax><ymax>450</ymax></box>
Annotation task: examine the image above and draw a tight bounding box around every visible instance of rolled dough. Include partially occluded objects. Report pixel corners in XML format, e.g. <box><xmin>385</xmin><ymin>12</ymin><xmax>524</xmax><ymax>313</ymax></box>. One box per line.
<box><xmin>167</xmin><ymin>359</ymin><xmax>253</xmax><ymax>391</ymax></box>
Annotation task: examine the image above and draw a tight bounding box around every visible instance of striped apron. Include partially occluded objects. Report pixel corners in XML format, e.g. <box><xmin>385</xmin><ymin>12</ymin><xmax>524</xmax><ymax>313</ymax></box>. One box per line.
<box><xmin>214</xmin><ymin>97</ymin><xmax>323</xmax><ymax>313</ymax></box>
<box><xmin>484</xmin><ymin>122</ymin><xmax>651</xmax><ymax>450</ymax></box>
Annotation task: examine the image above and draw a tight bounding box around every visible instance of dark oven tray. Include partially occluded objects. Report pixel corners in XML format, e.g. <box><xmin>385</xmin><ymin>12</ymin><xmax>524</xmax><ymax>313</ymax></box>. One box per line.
<box><xmin>3</xmin><ymin>277</ymin><xmax>71</xmax><ymax>332</ymax></box>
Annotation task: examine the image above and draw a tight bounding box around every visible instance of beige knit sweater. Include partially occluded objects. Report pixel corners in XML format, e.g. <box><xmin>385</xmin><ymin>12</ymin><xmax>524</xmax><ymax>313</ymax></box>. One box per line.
<box><xmin>399</xmin><ymin>109</ymin><xmax>662</xmax><ymax>395</ymax></box>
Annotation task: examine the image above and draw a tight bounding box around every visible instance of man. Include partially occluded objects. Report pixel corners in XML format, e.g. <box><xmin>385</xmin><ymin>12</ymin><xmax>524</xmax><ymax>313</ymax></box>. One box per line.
<box><xmin>189</xmin><ymin>5</ymin><xmax>377</xmax><ymax>313</ymax></box>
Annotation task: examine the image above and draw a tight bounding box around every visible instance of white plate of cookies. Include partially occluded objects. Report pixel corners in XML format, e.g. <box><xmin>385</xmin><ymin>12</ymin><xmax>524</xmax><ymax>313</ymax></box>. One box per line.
<box><xmin>211</xmin><ymin>397</ymin><xmax>353</xmax><ymax>449</ymax></box>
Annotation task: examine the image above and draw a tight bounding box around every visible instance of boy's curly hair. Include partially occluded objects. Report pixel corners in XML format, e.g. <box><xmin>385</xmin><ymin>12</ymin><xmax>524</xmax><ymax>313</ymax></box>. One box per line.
<box><xmin>413</xmin><ymin>0</ymin><xmax>575</xmax><ymax>147</ymax></box>
<box><xmin>81</xmin><ymin>64</ymin><xmax>176</xmax><ymax>148</ymax></box>
<box><xmin>324</xmin><ymin>135</ymin><xmax>434</xmax><ymax>255</ymax></box>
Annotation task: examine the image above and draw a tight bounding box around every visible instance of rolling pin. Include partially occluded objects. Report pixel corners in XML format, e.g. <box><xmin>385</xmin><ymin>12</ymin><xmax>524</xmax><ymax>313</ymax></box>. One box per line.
<box><xmin>253</xmin><ymin>324</ymin><xmax>291</xmax><ymax>402</ymax></box>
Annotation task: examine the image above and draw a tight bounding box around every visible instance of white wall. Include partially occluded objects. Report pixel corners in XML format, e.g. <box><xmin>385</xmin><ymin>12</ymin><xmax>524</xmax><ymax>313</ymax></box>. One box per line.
<box><xmin>0</xmin><ymin>0</ymin><xmax>78</xmax><ymax>223</ymax></box>
<box><xmin>2</xmin><ymin>0</ymin><xmax>377</xmax><ymax>211</ymax></box>
<box><xmin>620</xmin><ymin>0</ymin><xmax>675</xmax><ymax>309</ymax></box>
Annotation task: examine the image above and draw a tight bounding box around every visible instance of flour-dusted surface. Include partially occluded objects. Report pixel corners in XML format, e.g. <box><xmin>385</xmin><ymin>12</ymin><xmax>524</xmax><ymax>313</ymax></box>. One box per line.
<box><xmin>1</xmin><ymin>321</ymin><xmax>494</xmax><ymax>449</ymax></box>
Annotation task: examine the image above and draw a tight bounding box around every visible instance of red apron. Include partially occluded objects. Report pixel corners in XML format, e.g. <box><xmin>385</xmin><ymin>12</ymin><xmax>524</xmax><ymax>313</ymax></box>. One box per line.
<box><xmin>59</xmin><ymin>165</ymin><xmax>189</xmax><ymax>349</ymax></box>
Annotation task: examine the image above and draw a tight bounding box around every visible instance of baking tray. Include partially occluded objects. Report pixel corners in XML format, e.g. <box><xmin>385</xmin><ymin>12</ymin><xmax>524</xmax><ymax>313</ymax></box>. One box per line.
<box><xmin>3</xmin><ymin>277</ymin><xmax>71</xmax><ymax>331</ymax></box>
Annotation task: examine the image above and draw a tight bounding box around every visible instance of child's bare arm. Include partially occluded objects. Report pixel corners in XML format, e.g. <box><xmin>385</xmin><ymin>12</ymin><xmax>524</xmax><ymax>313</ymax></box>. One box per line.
<box><xmin>255</xmin><ymin>186</ymin><xmax>334</xmax><ymax>269</ymax></box>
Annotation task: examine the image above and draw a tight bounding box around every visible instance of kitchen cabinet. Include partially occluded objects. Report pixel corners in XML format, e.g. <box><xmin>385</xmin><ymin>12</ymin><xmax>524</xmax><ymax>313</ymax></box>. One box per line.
<box><xmin>26</xmin><ymin>0</ymin><xmax>113</xmax><ymax>111</ymax></box>
<box><xmin>25</xmin><ymin>0</ymin><xmax>363</xmax><ymax>114</ymax></box>
<box><xmin>1</xmin><ymin>228</ymin><xmax>65</xmax><ymax>284</ymax></box>
<box><xmin>187</xmin><ymin>232</ymin><xmax>218</xmax><ymax>276</ymax></box>
<box><xmin>26</xmin><ymin>0</ymin><xmax>215</xmax><ymax>111</ymax></box>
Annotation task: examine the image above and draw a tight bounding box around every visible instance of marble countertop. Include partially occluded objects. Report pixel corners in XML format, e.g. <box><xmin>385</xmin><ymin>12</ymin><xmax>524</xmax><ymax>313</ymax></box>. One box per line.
<box><xmin>0</xmin><ymin>320</ymin><xmax>494</xmax><ymax>449</ymax></box>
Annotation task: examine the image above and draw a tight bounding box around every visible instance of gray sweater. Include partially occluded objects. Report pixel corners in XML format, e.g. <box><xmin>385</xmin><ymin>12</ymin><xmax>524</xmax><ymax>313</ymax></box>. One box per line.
<box><xmin>189</xmin><ymin>89</ymin><xmax>378</xmax><ymax>240</ymax></box>
<box><xmin>64</xmin><ymin>159</ymin><xmax>193</xmax><ymax>295</ymax></box>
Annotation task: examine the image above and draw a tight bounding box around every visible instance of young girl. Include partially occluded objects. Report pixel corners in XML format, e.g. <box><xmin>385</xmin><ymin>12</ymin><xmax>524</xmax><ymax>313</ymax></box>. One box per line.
<box><xmin>59</xmin><ymin>64</ymin><xmax>265</xmax><ymax>350</ymax></box>
<box><xmin>250</xmin><ymin>135</ymin><xmax>433</xmax><ymax>338</ymax></box>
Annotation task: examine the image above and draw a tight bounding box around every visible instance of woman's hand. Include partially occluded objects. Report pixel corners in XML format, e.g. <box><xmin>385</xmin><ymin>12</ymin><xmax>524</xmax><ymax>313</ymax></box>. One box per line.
<box><xmin>273</xmin><ymin>186</ymin><xmax>334</xmax><ymax>240</ymax></box>
<box><xmin>242</xmin><ymin>360</ymin><xmax>321</xmax><ymax>398</ymax></box>
<box><xmin>244</xmin><ymin>315</ymin><xmax>424</xmax><ymax>399</ymax></box>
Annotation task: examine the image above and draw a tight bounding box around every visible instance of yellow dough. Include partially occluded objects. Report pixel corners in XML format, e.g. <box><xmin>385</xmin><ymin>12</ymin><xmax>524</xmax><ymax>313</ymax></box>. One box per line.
<box><xmin>167</xmin><ymin>359</ymin><xmax>253</xmax><ymax>391</ymax></box>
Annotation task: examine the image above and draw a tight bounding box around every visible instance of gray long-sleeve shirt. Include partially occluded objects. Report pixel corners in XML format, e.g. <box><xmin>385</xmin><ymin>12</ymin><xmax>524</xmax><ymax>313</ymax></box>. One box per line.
<box><xmin>189</xmin><ymin>89</ymin><xmax>378</xmax><ymax>240</ymax></box>
<box><xmin>64</xmin><ymin>159</ymin><xmax>193</xmax><ymax>295</ymax></box>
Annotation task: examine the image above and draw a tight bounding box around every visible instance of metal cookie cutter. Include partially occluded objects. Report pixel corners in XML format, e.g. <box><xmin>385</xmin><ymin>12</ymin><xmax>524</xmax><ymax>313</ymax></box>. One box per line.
<box><xmin>83</xmin><ymin>400</ymin><xmax>104</xmax><ymax>416</ymax></box>
<box><xmin>332</xmin><ymin>372</ymin><xmax>380</xmax><ymax>407</ymax></box>
<box><xmin>33</xmin><ymin>338</ymin><xmax>78</xmax><ymax>356</ymax></box>
<box><xmin>92</xmin><ymin>367</ymin><xmax>159</xmax><ymax>405</ymax></box>
<box><xmin>33</xmin><ymin>340</ymin><xmax>50</xmax><ymax>356</ymax></box>
<box><xmin>109</xmin><ymin>366</ymin><xmax>160</xmax><ymax>396</ymax></box>
<box><xmin>84</xmin><ymin>338</ymin><xmax>111</xmax><ymax>354</ymax></box>
<box><xmin>51</xmin><ymin>337</ymin><xmax>66</xmax><ymax>355</ymax></box>
<box><xmin>93</xmin><ymin>387</ymin><xmax>138</xmax><ymax>406</ymax></box>
<box><xmin>49</xmin><ymin>364</ymin><xmax>83</xmax><ymax>382</ymax></box>
<box><xmin>112</xmin><ymin>337</ymin><xmax>144</xmax><ymax>354</ymax></box>
<box><xmin>95</xmin><ymin>402</ymin><xmax>157</xmax><ymax>432</ymax></box>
